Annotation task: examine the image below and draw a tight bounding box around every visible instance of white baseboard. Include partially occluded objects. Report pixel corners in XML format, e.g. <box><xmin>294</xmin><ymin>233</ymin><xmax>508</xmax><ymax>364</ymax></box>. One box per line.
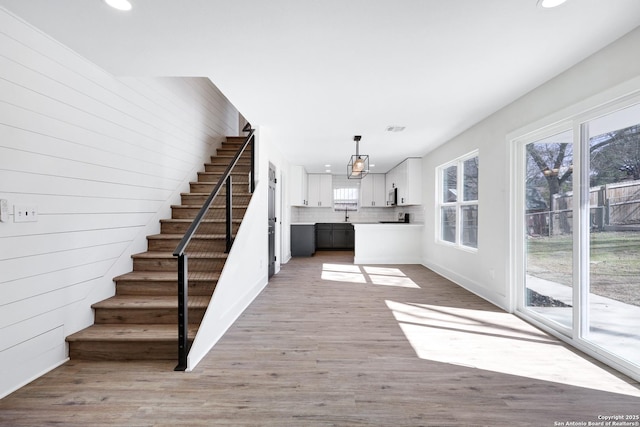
<box><xmin>422</xmin><ymin>258</ymin><xmax>509</xmax><ymax>311</ymax></box>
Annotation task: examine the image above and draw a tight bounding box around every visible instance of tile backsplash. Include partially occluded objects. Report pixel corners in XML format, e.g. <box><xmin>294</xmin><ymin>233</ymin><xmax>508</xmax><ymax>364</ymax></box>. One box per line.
<box><xmin>292</xmin><ymin>205</ymin><xmax>424</xmax><ymax>224</ymax></box>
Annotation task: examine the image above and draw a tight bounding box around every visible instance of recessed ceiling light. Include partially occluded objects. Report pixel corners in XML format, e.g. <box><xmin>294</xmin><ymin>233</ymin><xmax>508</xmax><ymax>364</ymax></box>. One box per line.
<box><xmin>325</xmin><ymin>169</ymin><xmax>331</xmax><ymax>173</ymax></box>
<box><xmin>104</xmin><ymin>0</ymin><xmax>132</xmax><ymax>11</ymax></box>
<box><xmin>537</xmin><ymin>0</ymin><xmax>568</xmax><ymax>8</ymax></box>
<box><xmin>386</xmin><ymin>126</ymin><xmax>405</xmax><ymax>132</ymax></box>
<box><xmin>324</xmin><ymin>164</ymin><xmax>331</xmax><ymax>168</ymax></box>
<box><xmin>370</xmin><ymin>164</ymin><xmax>376</xmax><ymax>168</ymax></box>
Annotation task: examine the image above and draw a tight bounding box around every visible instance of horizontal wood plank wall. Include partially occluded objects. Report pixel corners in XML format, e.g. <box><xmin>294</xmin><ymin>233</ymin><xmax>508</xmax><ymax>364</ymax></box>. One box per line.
<box><xmin>0</xmin><ymin>8</ymin><xmax>239</xmax><ymax>398</ymax></box>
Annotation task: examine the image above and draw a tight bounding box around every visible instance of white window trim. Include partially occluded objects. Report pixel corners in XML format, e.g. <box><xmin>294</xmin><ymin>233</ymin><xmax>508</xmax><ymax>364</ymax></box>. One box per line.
<box><xmin>509</xmin><ymin>86</ymin><xmax>640</xmax><ymax>383</ymax></box>
<box><xmin>436</xmin><ymin>150</ymin><xmax>479</xmax><ymax>251</ymax></box>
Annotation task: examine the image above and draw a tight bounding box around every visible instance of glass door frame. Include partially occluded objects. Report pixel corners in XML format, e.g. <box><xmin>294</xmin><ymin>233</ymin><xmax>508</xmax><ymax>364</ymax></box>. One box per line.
<box><xmin>512</xmin><ymin>121</ymin><xmax>576</xmax><ymax>339</ymax></box>
<box><xmin>510</xmin><ymin>92</ymin><xmax>640</xmax><ymax>382</ymax></box>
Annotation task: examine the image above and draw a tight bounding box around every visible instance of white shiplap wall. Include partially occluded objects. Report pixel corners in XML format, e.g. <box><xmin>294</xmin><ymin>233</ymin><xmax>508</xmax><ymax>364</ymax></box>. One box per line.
<box><xmin>0</xmin><ymin>8</ymin><xmax>239</xmax><ymax>398</ymax></box>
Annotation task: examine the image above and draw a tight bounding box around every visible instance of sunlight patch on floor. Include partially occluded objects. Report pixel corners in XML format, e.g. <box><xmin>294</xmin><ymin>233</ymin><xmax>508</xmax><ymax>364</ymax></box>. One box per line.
<box><xmin>322</xmin><ymin>264</ymin><xmax>419</xmax><ymax>288</ymax></box>
<box><xmin>321</xmin><ymin>270</ymin><xmax>367</xmax><ymax>283</ymax></box>
<box><xmin>323</xmin><ymin>264</ymin><xmax>361</xmax><ymax>273</ymax></box>
<box><xmin>369</xmin><ymin>275</ymin><xmax>420</xmax><ymax>288</ymax></box>
<box><xmin>385</xmin><ymin>300</ymin><xmax>640</xmax><ymax>397</ymax></box>
<box><xmin>362</xmin><ymin>266</ymin><xmax>405</xmax><ymax>276</ymax></box>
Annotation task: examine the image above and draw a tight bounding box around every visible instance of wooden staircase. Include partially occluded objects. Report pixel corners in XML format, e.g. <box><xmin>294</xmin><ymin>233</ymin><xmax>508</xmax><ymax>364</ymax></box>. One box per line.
<box><xmin>66</xmin><ymin>136</ymin><xmax>252</xmax><ymax>361</ymax></box>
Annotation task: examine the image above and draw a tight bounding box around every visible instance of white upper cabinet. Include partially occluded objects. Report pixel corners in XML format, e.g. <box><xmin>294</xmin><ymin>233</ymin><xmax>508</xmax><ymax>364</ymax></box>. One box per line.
<box><xmin>386</xmin><ymin>158</ymin><xmax>422</xmax><ymax>206</ymax></box>
<box><xmin>308</xmin><ymin>174</ymin><xmax>333</xmax><ymax>207</ymax></box>
<box><xmin>290</xmin><ymin>165</ymin><xmax>308</xmax><ymax>206</ymax></box>
<box><xmin>360</xmin><ymin>174</ymin><xmax>388</xmax><ymax>207</ymax></box>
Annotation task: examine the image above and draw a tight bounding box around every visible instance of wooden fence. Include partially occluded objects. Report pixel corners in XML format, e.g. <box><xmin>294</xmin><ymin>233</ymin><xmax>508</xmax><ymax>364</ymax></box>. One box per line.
<box><xmin>527</xmin><ymin>179</ymin><xmax>640</xmax><ymax>236</ymax></box>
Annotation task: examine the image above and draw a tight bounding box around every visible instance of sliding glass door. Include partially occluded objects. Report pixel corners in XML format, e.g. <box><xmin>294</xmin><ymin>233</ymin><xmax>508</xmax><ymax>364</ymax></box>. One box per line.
<box><xmin>584</xmin><ymin>103</ymin><xmax>640</xmax><ymax>367</ymax></box>
<box><xmin>516</xmin><ymin>98</ymin><xmax>640</xmax><ymax>376</ymax></box>
<box><xmin>524</xmin><ymin>130</ymin><xmax>574</xmax><ymax>329</ymax></box>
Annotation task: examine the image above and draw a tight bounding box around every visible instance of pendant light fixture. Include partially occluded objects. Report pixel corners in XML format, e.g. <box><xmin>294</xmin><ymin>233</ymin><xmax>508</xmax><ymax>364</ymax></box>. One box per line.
<box><xmin>347</xmin><ymin>135</ymin><xmax>369</xmax><ymax>179</ymax></box>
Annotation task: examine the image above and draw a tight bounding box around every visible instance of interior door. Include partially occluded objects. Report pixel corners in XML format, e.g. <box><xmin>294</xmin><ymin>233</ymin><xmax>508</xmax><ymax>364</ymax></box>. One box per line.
<box><xmin>268</xmin><ymin>163</ymin><xmax>276</xmax><ymax>278</ymax></box>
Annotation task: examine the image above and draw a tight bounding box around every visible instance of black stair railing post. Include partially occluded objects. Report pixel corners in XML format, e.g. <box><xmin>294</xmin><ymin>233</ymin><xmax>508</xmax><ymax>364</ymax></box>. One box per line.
<box><xmin>175</xmin><ymin>254</ymin><xmax>188</xmax><ymax>371</ymax></box>
<box><xmin>225</xmin><ymin>175</ymin><xmax>233</xmax><ymax>253</ymax></box>
<box><xmin>250</xmin><ymin>134</ymin><xmax>255</xmax><ymax>193</ymax></box>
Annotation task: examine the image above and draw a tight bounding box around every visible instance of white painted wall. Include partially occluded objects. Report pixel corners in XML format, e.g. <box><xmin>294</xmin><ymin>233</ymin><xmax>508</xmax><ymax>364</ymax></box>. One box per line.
<box><xmin>421</xmin><ymin>27</ymin><xmax>640</xmax><ymax>311</ymax></box>
<box><xmin>0</xmin><ymin>8</ymin><xmax>238</xmax><ymax>398</ymax></box>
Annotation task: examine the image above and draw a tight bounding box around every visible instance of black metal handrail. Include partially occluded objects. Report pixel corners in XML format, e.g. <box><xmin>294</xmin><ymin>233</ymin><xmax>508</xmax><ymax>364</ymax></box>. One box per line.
<box><xmin>173</xmin><ymin>123</ymin><xmax>255</xmax><ymax>371</ymax></box>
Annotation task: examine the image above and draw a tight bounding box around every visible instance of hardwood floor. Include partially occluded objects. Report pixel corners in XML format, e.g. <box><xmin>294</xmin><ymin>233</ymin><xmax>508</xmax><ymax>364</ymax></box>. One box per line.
<box><xmin>1</xmin><ymin>251</ymin><xmax>639</xmax><ymax>426</ymax></box>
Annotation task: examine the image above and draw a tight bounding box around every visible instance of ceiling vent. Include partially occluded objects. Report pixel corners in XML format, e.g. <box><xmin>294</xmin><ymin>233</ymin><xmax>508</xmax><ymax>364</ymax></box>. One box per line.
<box><xmin>386</xmin><ymin>126</ymin><xmax>406</xmax><ymax>132</ymax></box>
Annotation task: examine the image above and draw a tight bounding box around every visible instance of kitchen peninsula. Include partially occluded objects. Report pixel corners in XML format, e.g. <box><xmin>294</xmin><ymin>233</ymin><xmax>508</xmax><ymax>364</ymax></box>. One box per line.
<box><xmin>291</xmin><ymin>222</ymin><xmax>423</xmax><ymax>264</ymax></box>
<box><xmin>352</xmin><ymin>223</ymin><xmax>423</xmax><ymax>264</ymax></box>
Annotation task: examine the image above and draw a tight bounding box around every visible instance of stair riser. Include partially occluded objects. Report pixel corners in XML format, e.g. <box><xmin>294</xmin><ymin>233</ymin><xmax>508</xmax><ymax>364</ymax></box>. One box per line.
<box><xmin>224</xmin><ymin>136</ymin><xmax>247</xmax><ymax>142</ymax></box>
<box><xmin>197</xmin><ymin>172</ymin><xmax>250</xmax><ymax>183</ymax></box>
<box><xmin>215</xmin><ymin>148</ymin><xmax>249</xmax><ymax>156</ymax></box>
<box><xmin>225</xmin><ymin>136</ymin><xmax>249</xmax><ymax>143</ymax></box>
<box><xmin>212</xmin><ymin>155</ymin><xmax>251</xmax><ymax>164</ymax></box>
<box><xmin>210</xmin><ymin>157</ymin><xmax>251</xmax><ymax>166</ymax></box>
<box><xmin>148</xmin><ymin>238</ymin><xmax>227</xmax><ymax>252</ymax></box>
<box><xmin>161</xmin><ymin>221</ymin><xmax>240</xmax><ymax>234</ymax></box>
<box><xmin>172</xmin><ymin>207</ymin><xmax>247</xmax><ymax>219</ymax></box>
<box><xmin>181</xmin><ymin>194</ymin><xmax>251</xmax><ymax>205</ymax></box>
<box><xmin>133</xmin><ymin>257</ymin><xmax>227</xmax><ymax>272</ymax></box>
<box><xmin>190</xmin><ymin>182</ymin><xmax>250</xmax><ymax>193</ymax></box>
<box><xmin>115</xmin><ymin>281</ymin><xmax>216</xmax><ymax>296</ymax></box>
<box><xmin>69</xmin><ymin>341</ymin><xmax>184</xmax><ymax>361</ymax></box>
<box><xmin>204</xmin><ymin>164</ymin><xmax>251</xmax><ymax>173</ymax></box>
<box><xmin>94</xmin><ymin>307</ymin><xmax>206</xmax><ymax>325</ymax></box>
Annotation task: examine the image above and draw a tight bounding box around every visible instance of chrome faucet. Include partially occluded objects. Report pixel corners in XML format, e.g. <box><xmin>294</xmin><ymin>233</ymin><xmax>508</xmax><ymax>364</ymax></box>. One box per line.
<box><xmin>344</xmin><ymin>207</ymin><xmax>349</xmax><ymax>222</ymax></box>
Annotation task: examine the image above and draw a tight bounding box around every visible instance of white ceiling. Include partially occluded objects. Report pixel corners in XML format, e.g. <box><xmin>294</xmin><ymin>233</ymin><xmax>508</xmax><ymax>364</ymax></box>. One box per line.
<box><xmin>2</xmin><ymin>0</ymin><xmax>640</xmax><ymax>173</ymax></box>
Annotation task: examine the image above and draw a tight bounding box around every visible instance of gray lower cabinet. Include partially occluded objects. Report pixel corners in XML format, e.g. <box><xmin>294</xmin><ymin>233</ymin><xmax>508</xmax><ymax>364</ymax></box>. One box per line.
<box><xmin>315</xmin><ymin>223</ymin><xmax>333</xmax><ymax>249</ymax></box>
<box><xmin>291</xmin><ymin>224</ymin><xmax>316</xmax><ymax>256</ymax></box>
<box><xmin>316</xmin><ymin>223</ymin><xmax>354</xmax><ymax>250</ymax></box>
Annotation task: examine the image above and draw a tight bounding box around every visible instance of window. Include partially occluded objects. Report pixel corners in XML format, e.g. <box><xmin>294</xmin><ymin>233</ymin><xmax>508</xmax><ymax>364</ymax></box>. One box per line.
<box><xmin>333</xmin><ymin>175</ymin><xmax>359</xmax><ymax>211</ymax></box>
<box><xmin>438</xmin><ymin>152</ymin><xmax>479</xmax><ymax>249</ymax></box>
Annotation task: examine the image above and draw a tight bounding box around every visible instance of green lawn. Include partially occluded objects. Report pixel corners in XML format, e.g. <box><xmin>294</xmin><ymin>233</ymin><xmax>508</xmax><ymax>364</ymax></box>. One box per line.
<box><xmin>527</xmin><ymin>231</ymin><xmax>640</xmax><ymax>306</ymax></box>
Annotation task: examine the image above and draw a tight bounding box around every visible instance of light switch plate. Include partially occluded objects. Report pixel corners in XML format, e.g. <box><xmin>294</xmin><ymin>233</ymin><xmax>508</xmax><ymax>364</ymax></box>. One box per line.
<box><xmin>0</xmin><ymin>199</ymin><xmax>8</xmax><ymax>222</ymax></box>
<box><xmin>14</xmin><ymin>205</ymin><xmax>38</xmax><ymax>223</ymax></box>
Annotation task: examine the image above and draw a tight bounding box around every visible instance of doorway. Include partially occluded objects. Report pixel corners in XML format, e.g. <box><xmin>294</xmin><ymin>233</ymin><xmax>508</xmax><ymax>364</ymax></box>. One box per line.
<box><xmin>268</xmin><ymin>162</ymin><xmax>276</xmax><ymax>278</ymax></box>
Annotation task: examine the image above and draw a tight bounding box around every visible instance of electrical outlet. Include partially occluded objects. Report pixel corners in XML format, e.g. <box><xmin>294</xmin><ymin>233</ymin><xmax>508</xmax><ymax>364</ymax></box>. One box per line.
<box><xmin>0</xmin><ymin>199</ymin><xmax>8</xmax><ymax>222</ymax></box>
<box><xmin>14</xmin><ymin>205</ymin><xmax>38</xmax><ymax>223</ymax></box>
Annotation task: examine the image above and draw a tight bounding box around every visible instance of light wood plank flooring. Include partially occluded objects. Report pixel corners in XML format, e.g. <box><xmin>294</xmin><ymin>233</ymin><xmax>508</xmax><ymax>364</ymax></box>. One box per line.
<box><xmin>1</xmin><ymin>251</ymin><xmax>639</xmax><ymax>426</ymax></box>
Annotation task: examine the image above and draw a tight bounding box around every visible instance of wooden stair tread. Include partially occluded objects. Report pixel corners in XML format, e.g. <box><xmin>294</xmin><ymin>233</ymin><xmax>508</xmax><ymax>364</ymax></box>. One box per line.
<box><xmin>114</xmin><ymin>271</ymin><xmax>220</xmax><ymax>281</ymax></box>
<box><xmin>189</xmin><ymin>180</ymin><xmax>249</xmax><ymax>184</ymax></box>
<box><xmin>181</xmin><ymin>192</ymin><xmax>251</xmax><ymax>196</ymax></box>
<box><xmin>93</xmin><ymin>295</ymin><xmax>210</xmax><ymax>309</ymax></box>
<box><xmin>147</xmin><ymin>233</ymin><xmax>226</xmax><ymax>240</ymax></box>
<box><xmin>67</xmin><ymin>324</ymin><xmax>198</xmax><ymax>342</ymax></box>
<box><xmin>160</xmin><ymin>218</ymin><xmax>242</xmax><ymax>223</ymax></box>
<box><xmin>213</xmin><ymin>155</ymin><xmax>250</xmax><ymax>162</ymax></box>
<box><xmin>132</xmin><ymin>251</ymin><xmax>228</xmax><ymax>259</ymax></box>
<box><xmin>198</xmin><ymin>170</ymin><xmax>249</xmax><ymax>174</ymax></box>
